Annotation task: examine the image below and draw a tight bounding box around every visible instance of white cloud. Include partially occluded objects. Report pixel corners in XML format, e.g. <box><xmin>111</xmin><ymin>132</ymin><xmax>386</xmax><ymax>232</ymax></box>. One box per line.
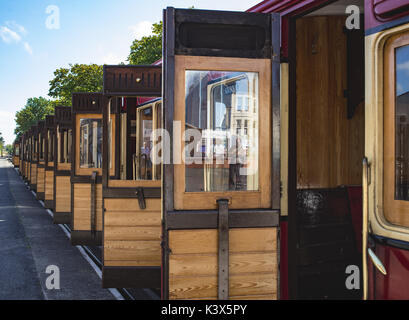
<box><xmin>0</xmin><ymin>22</ymin><xmax>33</xmax><ymax>56</ymax></box>
<box><xmin>129</xmin><ymin>21</ymin><xmax>153</xmax><ymax>40</ymax></box>
<box><xmin>5</xmin><ymin>21</ymin><xmax>27</xmax><ymax>35</ymax></box>
<box><xmin>0</xmin><ymin>26</ymin><xmax>21</xmax><ymax>43</ymax></box>
<box><xmin>23</xmin><ymin>42</ymin><xmax>33</xmax><ymax>55</ymax></box>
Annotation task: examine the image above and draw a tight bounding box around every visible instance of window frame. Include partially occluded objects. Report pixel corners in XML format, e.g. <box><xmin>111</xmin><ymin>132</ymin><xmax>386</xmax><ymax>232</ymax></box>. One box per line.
<box><xmin>173</xmin><ymin>55</ymin><xmax>271</xmax><ymax>210</ymax></box>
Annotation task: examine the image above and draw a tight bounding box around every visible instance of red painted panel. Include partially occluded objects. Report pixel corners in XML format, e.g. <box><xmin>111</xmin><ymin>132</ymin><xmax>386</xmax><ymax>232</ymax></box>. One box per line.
<box><xmin>370</xmin><ymin>242</ymin><xmax>409</xmax><ymax>299</ymax></box>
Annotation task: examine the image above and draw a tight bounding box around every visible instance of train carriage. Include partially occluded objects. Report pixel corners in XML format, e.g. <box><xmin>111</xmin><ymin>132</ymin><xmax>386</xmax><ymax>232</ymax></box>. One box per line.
<box><xmin>36</xmin><ymin>120</ymin><xmax>46</xmax><ymax>201</ymax></box>
<box><xmin>44</xmin><ymin>115</ymin><xmax>56</xmax><ymax>209</ymax></box>
<box><xmin>12</xmin><ymin>138</ymin><xmax>20</xmax><ymax>168</ymax></box>
<box><xmin>101</xmin><ymin>65</ymin><xmax>162</xmax><ymax>289</ymax></box>
<box><xmin>29</xmin><ymin>124</ymin><xmax>39</xmax><ymax>191</ymax></box>
<box><xmin>70</xmin><ymin>93</ymin><xmax>116</xmax><ymax>246</ymax></box>
<box><xmin>53</xmin><ymin>106</ymin><xmax>73</xmax><ymax>224</ymax></box>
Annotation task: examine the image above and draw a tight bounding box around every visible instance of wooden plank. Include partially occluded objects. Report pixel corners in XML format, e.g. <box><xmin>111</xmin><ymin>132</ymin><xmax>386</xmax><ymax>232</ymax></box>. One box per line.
<box><xmin>104</xmin><ymin>211</ymin><xmax>161</xmax><ymax>226</ymax></box>
<box><xmin>169</xmin><ymin>228</ymin><xmax>276</xmax><ymax>255</ymax></box>
<box><xmin>55</xmin><ymin>176</ymin><xmax>71</xmax><ymax>212</ymax></box>
<box><xmin>104</xmin><ymin>260</ymin><xmax>162</xmax><ymax>267</ymax></box>
<box><xmin>37</xmin><ymin>168</ymin><xmax>45</xmax><ymax>193</ymax></box>
<box><xmin>45</xmin><ymin>170</ymin><xmax>54</xmax><ymax>200</ymax></box>
<box><xmin>169</xmin><ymin>273</ymin><xmax>276</xmax><ymax>300</ymax></box>
<box><xmin>170</xmin><ymin>252</ymin><xmax>276</xmax><ymax>277</ymax></box>
<box><xmin>104</xmin><ymin>198</ymin><xmax>161</xmax><ymax>212</ymax></box>
<box><xmin>104</xmin><ymin>226</ymin><xmax>161</xmax><ymax>241</ymax></box>
<box><xmin>73</xmin><ymin>183</ymin><xmax>103</xmax><ymax>230</ymax></box>
<box><xmin>104</xmin><ymin>240</ymin><xmax>161</xmax><ymax>262</ymax></box>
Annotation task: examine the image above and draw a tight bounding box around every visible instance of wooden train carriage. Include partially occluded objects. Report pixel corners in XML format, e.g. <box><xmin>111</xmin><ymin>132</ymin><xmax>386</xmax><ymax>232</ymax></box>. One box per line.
<box><xmin>161</xmin><ymin>8</ymin><xmax>279</xmax><ymax>300</ymax></box>
<box><xmin>29</xmin><ymin>124</ymin><xmax>40</xmax><ymax>191</ymax></box>
<box><xmin>53</xmin><ymin>106</ymin><xmax>73</xmax><ymax>224</ymax></box>
<box><xmin>70</xmin><ymin>93</ymin><xmax>117</xmax><ymax>245</ymax></box>
<box><xmin>21</xmin><ymin>132</ymin><xmax>28</xmax><ymax>180</ymax></box>
<box><xmin>25</xmin><ymin>128</ymin><xmax>33</xmax><ymax>184</ymax></box>
<box><xmin>13</xmin><ymin>138</ymin><xmax>20</xmax><ymax>168</ymax></box>
<box><xmin>101</xmin><ymin>65</ymin><xmax>162</xmax><ymax>288</ymax></box>
<box><xmin>36</xmin><ymin>120</ymin><xmax>46</xmax><ymax>201</ymax></box>
<box><xmin>44</xmin><ymin>115</ymin><xmax>55</xmax><ymax>209</ymax></box>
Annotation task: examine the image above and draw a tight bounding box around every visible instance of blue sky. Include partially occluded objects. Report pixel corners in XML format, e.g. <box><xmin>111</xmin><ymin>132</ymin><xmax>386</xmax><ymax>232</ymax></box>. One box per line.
<box><xmin>0</xmin><ymin>0</ymin><xmax>260</xmax><ymax>145</ymax></box>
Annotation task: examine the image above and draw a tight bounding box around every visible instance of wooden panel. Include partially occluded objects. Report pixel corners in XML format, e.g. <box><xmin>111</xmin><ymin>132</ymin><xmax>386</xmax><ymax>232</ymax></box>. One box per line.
<box><xmin>37</xmin><ymin>168</ymin><xmax>45</xmax><ymax>193</ymax></box>
<box><xmin>104</xmin><ymin>198</ymin><xmax>162</xmax><ymax>267</ymax></box>
<box><xmin>169</xmin><ymin>228</ymin><xmax>276</xmax><ymax>254</ymax></box>
<box><xmin>296</xmin><ymin>16</ymin><xmax>365</xmax><ymax>189</ymax></box>
<box><xmin>45</xmin><ymin>170</ymin><xmax>54</xmax><ymax>200</ymax></box>
<box><xmin>169</xmin><ymin>273</ymin><xmax>276</xmax><ymax>300</ymax></box>
<box><xmin>104</xmin><ymin>240</ymin><xmax>161</xmax><ymax>263</ymax></box>
<box><xmin>31</xmin><ymin>164</ymin><xmax>37</xmax><ymax>184</ymax></box>
<box><xmin>57</xmin><ymin>163</ymin><xmax>71</xmax><ymax>171</ymax></box>
<box><xmin>73</xmin><ymin>183</ymin><xmax>103</xmax><ymax>230</ymax></box>
<box><xmin>108</xmin><ymin>180</ymin><xmax>161</xmax><ymax>188</ymax></box>
<box><xmin>169</xmin><ymin>228</ymin><xmax>277</xmax><ymax>300</ymax></box>
<box><xmin>55</xmin><ymin>176</ymin><xmax>71</xmax><ymax>212</ymax></box>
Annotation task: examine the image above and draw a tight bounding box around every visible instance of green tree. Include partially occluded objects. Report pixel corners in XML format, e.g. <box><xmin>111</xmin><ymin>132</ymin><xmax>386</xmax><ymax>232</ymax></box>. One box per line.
<box><xmin>5</xmin><ymin>144</ymin><xmax>12</xmax><ymax>156</ymax></box>
<box><xmin>49</xmin><ymin>64</ymin><xmax>103</xmax><ymax>106</ymax></box>
<box><xmin>14</xmin><ymin>97</ymin><xmax>54</xmax><ymax>137</ymax></box>
<box><xmin>128</xmin><ymin>21</ymin><xmax>162</xmax><ymax>65</ymax></box>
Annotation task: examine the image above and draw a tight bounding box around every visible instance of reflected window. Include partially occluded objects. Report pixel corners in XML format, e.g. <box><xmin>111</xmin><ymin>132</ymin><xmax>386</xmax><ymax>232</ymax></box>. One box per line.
<box><xmin>79</xmin><ymin>119</ymin><xmax>102</xmax><ymax>168</ymax></box>
<box><xmin>396</xmin><ymin>45</ymin><xmax>409</xmax><ymax>200</ymax></box>
<box><xmin>185</xmin><ymin>70</ymin><xmax>259</xmax><ymax>192</ymax></box>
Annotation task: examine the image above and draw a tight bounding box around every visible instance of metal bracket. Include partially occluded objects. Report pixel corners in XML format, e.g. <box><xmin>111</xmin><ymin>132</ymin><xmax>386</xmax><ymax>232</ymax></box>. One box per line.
<box><xmin>90</xmin><ymin>171</ymin><xmax>97</xmax><ymax>237</ymax></box>
<box><xmin>136</xmin><ymin>187</ymin><xmax>146</xmax><ymax>209</ymax></box>
<box><xmin>217</xmin><ymin>199</ymin><xmax>229</xmax><ymax>300</ymax></box>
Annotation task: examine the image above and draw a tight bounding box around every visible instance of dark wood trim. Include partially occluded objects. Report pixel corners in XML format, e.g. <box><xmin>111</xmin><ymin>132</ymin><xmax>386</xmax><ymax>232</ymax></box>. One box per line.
<box><xmin>217</xmin><ymin>199</ymin><xmax>229</xmax><ymax>299</ymax></box>
<box><xmin>55</xmin><ymin>170</ymin><xmax>71</xmax><ymax>176</ymax></box>
<box><xmin>102</xmin><ymin>266</ymin><xmax>161</xmax><ymax>289</ymax></box>
<box><xmin>44</xmin><ymin>200</ymin><xmax>54</xmax><ymax>210</ymax></box>
<box><xmin>103</xmin><ymin>187</ymin><xmax>161</xmax><ymax>199</ymax></box>
<box><xmin>166</xmin><ymin>209</ymin><xmax>279</xmax><ymax>230</ymax></box>
<box><xmin>53</xmin><ymin>212</ymin><xmax>71</xmax><ymax>225</ymax></box>
<box><xmin>162</xmin><ymin>7</ymin><xmax>175</xmax><ymax>300</ymax></box>
<box><xmin>287</xmin><ymin>16</ymin><xmax>298</xmax><ymax>300</ymax></box>
<box><xmin>71</xmin><ymin>176</ymin><xmax>103</xmax><ymax>184</ymax></box>
<box><xmin>70</xmin><ymin>230</ymin><xmax>102</xmax><ymax>246</ymax></box>
<box><xmin>37</xmin><ymin>192</ymin><xmax>45</xmax><ymax>201</ymax></box>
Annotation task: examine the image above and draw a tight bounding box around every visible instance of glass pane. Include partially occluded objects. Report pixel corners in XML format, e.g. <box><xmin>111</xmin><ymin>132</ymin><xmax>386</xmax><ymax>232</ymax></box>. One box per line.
<box><xmin>48</xmin><ymin>131</ymin><xmax>53</xmax><ymax>162</ymax></box>
<box><xmin>185</xmin><ymin>70</ymin><xmax>259</xmax><ymax>192</ymax></box>
<box><xmin>79</xmin><ymin>119</ymin><xmax>102</xmax><ymax>168</ymax></box>
<box><xmin>395</xmin><ymin>45</ymin><xmax>409</xmax><ymax>200</ymax></box>
<box><xmin>137</xmin><ymin>107</ymin><xmax>153</xmax><ymax>180</ymax></box>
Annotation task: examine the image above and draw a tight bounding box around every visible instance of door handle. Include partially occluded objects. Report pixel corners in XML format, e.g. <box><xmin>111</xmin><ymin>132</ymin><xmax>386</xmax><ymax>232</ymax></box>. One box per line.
<box><xmin>368</xmin><ymin>248</ymin><xmax>387</xmax><ymax>275</ymax></box>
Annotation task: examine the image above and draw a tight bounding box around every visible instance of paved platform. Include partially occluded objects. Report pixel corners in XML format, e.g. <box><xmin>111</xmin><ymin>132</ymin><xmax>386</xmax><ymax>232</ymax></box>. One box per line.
<box><xmin>0</xmin><ymin>159</ymin><xmax>117</xmax><ymax>300</ymax></box>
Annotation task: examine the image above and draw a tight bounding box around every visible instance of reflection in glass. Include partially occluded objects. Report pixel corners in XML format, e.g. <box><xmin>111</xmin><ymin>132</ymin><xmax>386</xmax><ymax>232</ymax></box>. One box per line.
<box><xmin>395</xmin><ymin>45</ymin><xmax>409</xmax><ymax>200</ymax></box>
<box><xmin>59</xmin><ymin>129</ymin><xmax>72</xmax><ymax>163</ymax></box>
<box><xmin>185</xmin><ymin>70</ymin><xmax>259</xmax><ymax>192</ymax></box>
<box><xmin>137</xmin><ymin>106</ymin><xmax>153</xmax><ymax>180</ymax></box>
<box><xmin>79</xmin><ymin>119</ymin><xmax>102</xmax><ymax>168</ymax></box>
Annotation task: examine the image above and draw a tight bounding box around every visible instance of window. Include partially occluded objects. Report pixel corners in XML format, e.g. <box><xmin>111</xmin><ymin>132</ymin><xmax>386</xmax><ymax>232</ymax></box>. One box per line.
<box><xmin>47</xmin><ymin>130</ymin><xmax>54</xmax><ymax>162</ymax></box>
<box><xmin>184</xmin><ymin>70</ymin><xmax>259</xmax><ymax>192</ymax></box>
<box><xmin>59</xmin><ymin>129</ymin><xmax>72</xmax><ymax>163</ymax></box>
<box><xmin>135</xmin><ymin>102</ymin><xmax>162</xmax><ymax>180</ymax></box>
<box><xmin>79</xmin><ymin>119</ymin><xmax>102</xmax><ymax>169</ymax></box>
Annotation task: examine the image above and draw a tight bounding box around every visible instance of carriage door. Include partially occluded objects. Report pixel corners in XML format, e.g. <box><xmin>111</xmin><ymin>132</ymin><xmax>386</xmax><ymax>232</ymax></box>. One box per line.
<box><xmin>365</xmin><ymin>2</ymin><xmax>409</xmax><ymax>300</ymax></box>
<box><xmin>101</xmin><ymin>66</ymin><xmax>162</xmax><ymax>289</ymax></box>
<box><xmin>162</xmin><ymin>8</ymin><xmax>280</xmax><ymax>300</ymax></box>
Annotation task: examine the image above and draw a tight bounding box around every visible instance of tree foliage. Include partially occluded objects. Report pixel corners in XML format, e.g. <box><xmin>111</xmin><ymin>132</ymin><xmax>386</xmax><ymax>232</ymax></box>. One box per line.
<box><xmin>127</xmin><ymin>21</ymin><xmax>162</xmax><ymax>65</ymax></box>
<box><xmin>14</xmin><ymin>97</ymin><xmax>54</xmax><ymax>137</ymax></box>
<box><xmin>48</xmin><ymin>64</ymin><xmax>103</xmax><ymax>106</ymax></box>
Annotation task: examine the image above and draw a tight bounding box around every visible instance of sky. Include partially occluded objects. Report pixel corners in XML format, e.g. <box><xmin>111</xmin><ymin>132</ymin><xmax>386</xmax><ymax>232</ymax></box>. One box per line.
<box><xmin>0</xmin><ymin>0</ymin><xmax>260</xmax><ymax>145</ymax></box>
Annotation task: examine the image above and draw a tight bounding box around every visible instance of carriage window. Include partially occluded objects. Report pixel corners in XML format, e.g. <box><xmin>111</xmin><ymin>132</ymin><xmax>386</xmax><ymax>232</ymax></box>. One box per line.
<box><xmin>136</xmin><ymin>106</ymin><xmax>153</xmax><ymax>180</ymax></box>
<box><xmin>47</xmin><ymin>131</ymin><xmax>54</xmax><ymax>162</ymax></box>
<box><xmin>39</xmin><ymin>135</ymin><xmax>44</xmax><ymax>160</ymax></box>
<box><xmin>15</xmin><ymin>146</ymin><xmax>19</xmax><ymax>156</ymax></box>
<box><xmin>79</xmin><ymin>119</ymin><xmax>102</xmax><ymax>168</ymax></box>
<box><xmin>395</xmin><ymin>45</ymin><xmax>409</xmax><ymax>201</ymax></box>
<box><xmin>185</xmin><ymin>70</ymin><xmax>259</xmax><ymax>192</ymax></box>
<box><xmin>59</xmin><ymin>129</ymin><xmax>72</xmax><ymax>163</ymax></box>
